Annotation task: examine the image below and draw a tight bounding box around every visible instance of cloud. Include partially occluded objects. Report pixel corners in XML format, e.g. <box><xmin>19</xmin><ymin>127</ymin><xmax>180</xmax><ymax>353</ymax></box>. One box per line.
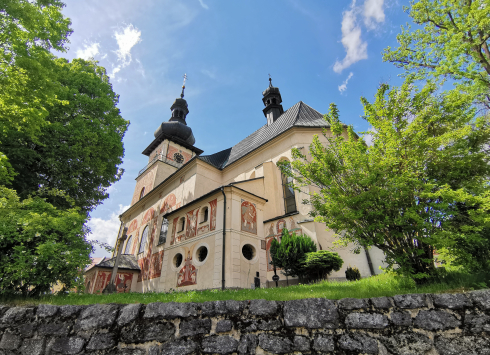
<box><xmin>76</xmin><ymin>42</ymin><xmax>100</xmax><ymax>60</ymax></box>
<box><xmin>338</xmin><ymin>72</ymin><xmax>354</xmax><ymax>93</ymax></box>
<box><xmin>87</xmin><ymin>204</ymin><xmax>129</xmax><ymax>256</ymax></box>
<box><xmin>198</xmin><ymin>0</ymin><xmax>209</xmax><ymax>9</ymax></box>
<box><xmin>201</xmin><ymin>69</ymin><xmax>216</xmax><ymax>80</ymax></box>
<box><xmin>363</xmin><ymin>126</ymin><xmax>377</xmax><ymax>146</ymax></box>
<box><xmin>364</xmin><ymin>0</ymin><xmax>385</xmax><ymax>29</ymax></box>
<box><xmin>110</xmin><ymin>24</ymin><xmax>142</xmax><ymax>78</ymax></box>
<box><xmin>333</xmin><ymin>0</ymin><xmax>368</xmax><ymax>73</ymax></box>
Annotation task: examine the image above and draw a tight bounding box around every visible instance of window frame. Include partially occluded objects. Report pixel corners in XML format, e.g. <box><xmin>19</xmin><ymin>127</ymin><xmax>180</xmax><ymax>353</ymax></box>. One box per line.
<box><xmin>138</xmin><ymin>226</ymin><xmax>149</xmax><ymax>254</ymax></box>
<box><xmin>158</xmin><ymin>219</ymin><xmax>168</xmax><ymax>245</ymax></box>
<box><xmin>124</xmin><ymin>235</ymin><xmax>133</xmax><ymax>254</ymax></box>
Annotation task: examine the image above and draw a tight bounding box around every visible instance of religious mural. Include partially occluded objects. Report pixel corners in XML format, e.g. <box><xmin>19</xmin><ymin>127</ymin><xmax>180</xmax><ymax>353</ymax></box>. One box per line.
<box><xmin>149</xmin><ymin>251</ymin><xmax>164</xmax><ymax>279</ymax></box>
<box><xmin>142</xmin><ymin>208</ymin><xmax>155</xmax><ymax>225</ymax></box>
<box><xmin>170</xmin><ymin>217</ymin><xmax>179</xmax><ymax>245</ymax></box>
<box><xmin>197</xmin><ymin>224</ymin><xmax>209</xmax><ymax>235</ymax></box>
<box><xmin>127</xmin><ymin>219</ymin><xmax>138</xmax><ymax>235</ymax></box>
<box><xmin>137</xmin><ymin>212</ymin><xmax>164</xmax><ymax>282</ymax></box>
<box><xmin>160</xmin><ymin>193</ymin><xmax>176</xmax><ymax>215</ymax></box>
<box><xmin>131</xmin><ymin>169</ymin><xmax>156</xmax><ymax>206</ymax></box>
<box><xmin>177</xmin><ymin>250</ymin><xmax>197</xmax><ymax>287</ymax></box>
<box><xmin>84</xmin><ymin>271</ymin><xmax>96</xmax><ymax>293</ymax></box>
<box><xmin>265</xmin><ymin>217</ymin><xmax>302</xmax><ymax>271</ymax></box>
<box><xmin>185</xmin><ymin>207</ymin><xmax>200</xmax><ymax>240</ymax></box>
<box><xmin>209</xmin><ymin>199</ymin><xmax>217</xmax><ymax>231</ymax></box>
<box><xmin>241</xmin><ymin>200</ymin><xmax>257</xmax><ymax>234</ymax></box>
<box><xmin>131</xmin><ymin>230</ymin><xmax>140</xmax><ymax>255</ymax></box>
<box><xmin>92</xmin><ymin>271</ymin><xmax>134</xmax><ymax>294</ymax></box>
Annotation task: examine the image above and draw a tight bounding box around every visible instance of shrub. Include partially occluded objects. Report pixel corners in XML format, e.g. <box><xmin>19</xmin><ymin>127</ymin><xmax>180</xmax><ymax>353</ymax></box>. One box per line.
<box><xmin>345</xmin><ymin>266</ymin><xmax>361</xmax><ymax>281</ymax></box>
<box><xmin>301</xmin><ymin>250</ymin><xmax>343</xmax><ymax>281</ymax></box>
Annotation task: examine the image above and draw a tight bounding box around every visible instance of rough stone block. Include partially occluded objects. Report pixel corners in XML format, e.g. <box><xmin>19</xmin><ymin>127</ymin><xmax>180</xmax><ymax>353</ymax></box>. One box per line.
<box><xmin>371</xmin><ymin>296</ymin><xmax>393</xmax><ymax>309</ymax></box>
<box><xmin>202</xmin><ymin>300</ymin><xmax>246</xmax><ymax>316</ymax></box>
<box><xmin>338</xmin><ymin>298</ymin><xmax>369</xmax><ymax>309</ymax></box>
<box><xmin>50</xmin><ymin>336</ymin><xmax>85</xmax><ymax>354</ymax></box>
<box><xmin>148</xmin><ymin>345</ymin><xmax>160</xmax><ymax>355</ymax></box>
<box><xmin>380</xmin><ymin>333</ymin><xmax>433</xmax><ymax>355</ymax></box>
<box><xmin>469</xmin><ymin>289</ymin><xmax>490</xmax><ymax>310</ymax></box>
<box><xmin>117</xmin><ymin>303</ymin><xmax>142</xmax><ymax>326</ymax></box>
<box><xmin>391</xmin><ymin>311</ymin><xmax>412</xmax><ymax>327</ymax></box>
<box><xmin>0</xmin><ymin>307</ymin><xmax>8</xmax><ymax>318</ymax></box>
<box><xmin>202</xmin><ymin>335</ymin><xmax>238</xmax><ymax>354</ymax></box>
<box><xmin>393</xmin><ymin>294</ymin><xmax>427</xmax><ymax>309</ymax></box>
<box><xmin>414</xmin><ymin>310</ymin><xmax>461</xmax><ymax>331</ymax></box>
<box><xmin>37</xmin><ymin>304</ymin><xmax>59</xmax><ymax>318</ymax></box>
<box><xmin>116</xmin><ymin>349</ymin><xmax>146</xmax><ymax>355</ymax></box>
<box><xmin>1</xmin><ymin>308</ymin><xmax>34</xmax><ymax>323</ymax></box>
<box><xmin>160</xmin><ymin>339</ymin><xmax>197</xmax><ymax>355</ymax></box>
<box><xmin>0</xmin><ymin>331</ymin><xmax>20</xmax><ymax>350</ymax></box>
<box><xmin>465</xmin><ymin>314</ymin><xmax>490</xmax><ymax>333</ymax></box>
<box><xmin>345</xmin><ymin>312</ymin><xmax>389</xmax><ymax>329</ymax></box>
<box><xmin>19</xmin><ymin>338</ymin><xmax>45</xmax><ymax>355</ymax></box>
<box><xmin>313</xmin><ymin>335</ymin><xmax>335</xmax><ymax>352</ymax></box>
<box><xmin>144</xmin><ymin>302</ymin><xmax>197</xmax><ymax>319</ymax></box>
<box><xmin>283</xmin><ymin>298</ymin><xmax>338</xmax><ymax>329</ymax></box>
<box><xmin>78</xmin><ymin>304</ymin><xmax>119</xmax><ymax>330</ymax></box>
<box><xmin>249</xmin><ymin>299</ymin><xmax>279</xmax><ymax>316</ymax></box>
<box><xmin>216</xmin><ymin>320</ymin><xmax>233</xmax><ymax>333</ymax></box>
<box><xmin>179</xmin><ymin>318</ymin><xmax>211</xmax><ymax>336</ymax></box>
<box><xmin>293</xmin><ymin>336</ymin><xmax>310</xmax><ymax>352</ymax></box>
<box><xmin>59</xmin><ymin>305</ymin><xmax>84</xmax><ymax>318</ymax></box>
<box><xmin>435</xmin><ymin>335</ymin><xmax>490</xmax><ymax>355</ymax></box>
<box><xmin>121</xmin><ymin>322</ymin><xmax>175</xmax><ymax>343</ymax></box>
<box><xmin>432</xmin><ymin>293</ymin><xmax>472</xmax><ymax>309</ymax></box>
<box><xmin>257</xmin><ymin>319</ymin><xmax>282</xmax><ymax>331</ymax></box>
<box><xmin>18</xmin><ymin>323</ymin><xmax>36</xmax><ymax>337</ymax></box>
<box><xmin>258</xmin><ymin>334</ymin><xmax>292</xmax><ymax>354</ymax></box>
<box><xmin>38</xmin><ymin>322</ymin><xmax>69</xmax><ymax>336</ymax></box>
<box><xmin>339</xmin><ymin>333</ymin><xmax>378</xmax><ymax>354</ymax></box>
<box><xmin>238</xmin><ymin>334</ymin><xmax>257</xmax><ymax>355</ymax></box>
<box><xmin>86</xmin><ymin>333</ymin><xmax>116</xmax><ymax>350</ymax></box>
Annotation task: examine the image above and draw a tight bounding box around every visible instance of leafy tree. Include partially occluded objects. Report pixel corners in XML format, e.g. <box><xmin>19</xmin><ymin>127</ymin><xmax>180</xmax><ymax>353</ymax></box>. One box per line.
<box><xmin>0</xmin><ymin>186</ymin><xmax>92</xmax><ymax>297</ymax></box>
<box><xmin>279</xmin><ymin>81</ymin><xmax>490</xmax><ymax>280</ymax></box>
<box><xmin>2</xmin><ymin>58</ymin><xmax>129</xmax><ymax>212</ymax></box>
<box><xmin>301</xmin><ymin>250</ymin><xmax>343</xmax><ymax>281</ymax></box>
<box><xmin>270</xmin><ymin>228</ymin><xmax>317</xmax><ymax>280</ymax></box>
<box><xmin>383</xmin><ymin>0</ymin><xmax>490</xmax><ymax>108</ymax></box>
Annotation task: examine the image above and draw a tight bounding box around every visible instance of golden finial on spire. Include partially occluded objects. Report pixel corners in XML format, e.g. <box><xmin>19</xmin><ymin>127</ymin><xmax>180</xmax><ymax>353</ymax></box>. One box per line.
<box><xmin>181</xmin><ymin>73</ymin><xmax>187</xmax><ymax>98</ymax></box>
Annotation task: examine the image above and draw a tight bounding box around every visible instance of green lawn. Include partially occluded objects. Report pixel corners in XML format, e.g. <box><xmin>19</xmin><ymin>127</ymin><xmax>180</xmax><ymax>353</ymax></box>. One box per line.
<box><xmin>2</xmin><ymin>270</ymin><xmax>489</xmax><ymax>306</ymax></box>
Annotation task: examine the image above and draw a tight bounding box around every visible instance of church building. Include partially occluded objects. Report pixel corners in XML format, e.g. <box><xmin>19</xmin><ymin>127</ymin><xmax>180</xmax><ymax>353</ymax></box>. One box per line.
<box><xmin>84</xmin><ymin>79</ymin><xmax>385</xmax><ymax>294</ymax></box>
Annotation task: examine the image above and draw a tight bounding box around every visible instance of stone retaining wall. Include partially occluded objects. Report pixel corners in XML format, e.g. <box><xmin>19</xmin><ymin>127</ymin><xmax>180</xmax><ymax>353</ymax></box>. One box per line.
<box><xmin>1</xmin><ymin>290</ymin><xmax>490</xmax><ymax>354</ymax></box>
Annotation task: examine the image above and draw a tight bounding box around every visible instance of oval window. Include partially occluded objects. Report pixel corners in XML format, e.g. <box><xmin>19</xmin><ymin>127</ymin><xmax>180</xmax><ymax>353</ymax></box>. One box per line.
<box><xmin>197</xmin><ymin>246</ymin><xmax>208</xmax><ymax>262</ymax></box>
<box><xmin>174</xmin><ymin>253</ymin><xmax>183</xmax><ymax>268</ymax></box>
<box><xmin>242</xmin><ymin>244</ymin><xmax>256</xmax><ymax>261</ymax></box>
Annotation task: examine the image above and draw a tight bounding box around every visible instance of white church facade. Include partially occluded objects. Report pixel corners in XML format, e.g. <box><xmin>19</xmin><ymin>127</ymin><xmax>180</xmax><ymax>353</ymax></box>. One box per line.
<box><xmin>84</xmin><ymin>79</ymin><xmax>385</xmax><ymax>294</ymax></box>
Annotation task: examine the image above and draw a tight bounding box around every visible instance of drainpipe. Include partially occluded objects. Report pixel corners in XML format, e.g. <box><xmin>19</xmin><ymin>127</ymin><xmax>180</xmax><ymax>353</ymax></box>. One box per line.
<box><xmin>221</xmin><ymin>187</ymin><xmax>226</xmax><ymax>291</ymax></box>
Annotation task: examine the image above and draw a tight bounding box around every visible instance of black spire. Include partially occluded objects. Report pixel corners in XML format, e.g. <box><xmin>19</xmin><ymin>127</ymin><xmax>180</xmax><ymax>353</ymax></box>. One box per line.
<box><xmin>262</xmin><ymin>75</ymin><xmax>284</xmax><ymax>126</ymax></box>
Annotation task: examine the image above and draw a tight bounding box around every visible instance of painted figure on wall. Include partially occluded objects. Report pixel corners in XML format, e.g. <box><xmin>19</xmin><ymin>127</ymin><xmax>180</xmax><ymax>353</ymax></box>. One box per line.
<box><xmin>160</xmin><ymin>193</ymin><xmax>176</xmax><ymax>214</ymax></box>
<box><xmin>177</xmin><ymin>251</ymin><xmax>197</xmax><ymax>287</ymax></box>
<box><xmin>197</xmin><ymin>225</ymin><xmax>209</xmax><ymax>235</ymax></box>
<box><xmin>170</xmin><ymin>217</ymin><xmax>179</xmax><ymax>245</ymax></box>
<box><xmin>93</xmin><ymin>271</ymin><xmax>134</xmax><ymax>294</ymax></box>
<box><xmin>289</xmin><ymin>217</ymin><xmax>297</xmax><ymax>230</ymax></box>
<box><xmin>149</xmin><ymin>251</ymin><xmax>164</xmax><ymax>279</ymax></box>
<box><xmin>241</xmin><ymin>200</ymin><xmax>257</xmax><ymax>234</ymax></box>
<box><xmin>142</xmin><ymin>208</ymin><xmax>155</xmax><ymax>225</ymax></box>
<box><xmin>209</xmin><ymin>199</ymin><xmax>217</xmax><ymax>231</ymax></box>
<box><xmin>267</xmin><ymin>223</ymin><xmax>275</xmax><ymax>237</ymax></box>
<box><xmin>276</xmin><ymin>219</ymin><xmax>286</xmax><ymax>235</ymax></box>
<box><xmin>185</xmin><ymin>208</ymin><xmax>200</xmax><ymax>239</ymax></box>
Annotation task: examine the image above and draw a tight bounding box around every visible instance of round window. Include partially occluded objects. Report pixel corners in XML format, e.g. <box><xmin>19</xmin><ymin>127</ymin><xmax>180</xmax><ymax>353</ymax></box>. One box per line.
<box><xmin>242</xmin><ymin>244</ymin><xmax>256</xmax><ymax>261</ymax></box>
<box><xmin>174</xmin><ymin>253</ymin><xmax>183</xmax><ymax>268</ymax></box>
<box><xmin>197</xmin><ymin>246</ymin><xmax>208</xmax><ymax>262</ymax></box>
<box><xmin>174</xmin><ymin>153</ymin><xmax>184</xmax><ymax>163</ymax></box>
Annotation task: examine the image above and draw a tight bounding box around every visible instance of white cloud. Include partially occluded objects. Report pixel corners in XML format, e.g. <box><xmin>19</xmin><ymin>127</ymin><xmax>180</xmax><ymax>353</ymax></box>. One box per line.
<box><xmin>363</xmin><ymin>127</ymin><xmax>377</xmax><ymax>146</ymax></box>
<box><xmin>201</xmin><ymin>69</ymin><xmax>216</xmax><ymax>80</ymax></box>
<box><xmin>198</xmin><ymin>0</ymin><xmax>209</xmax><ymax>9</ymax></box>
<box><xmin>333</xmin><ymin>0</ymin><xmax>368</xmax><ymax>73</ymax></box>
<box><xmin>76</xmin><ymin>42</ymin><xmax>100</xmax><ymax>60</ymax></box>
<box><xmin>364</xmin><ymin>0</ymin><xmax>385</xmax><ymax>30</ymax></box>
<box><xmin>110</xmin><ymin>24</ymin><xmax>142</xmax><ymax>78</ymax></box>
<box><xmin>87</xmin><ymin>204</ymin><xmax>130</xmax><ymax>256</ymax></box>
<box><xmin>338</xmin><ymin>72</ymin><xmax>354</xmax><ymax>93</ymax></box>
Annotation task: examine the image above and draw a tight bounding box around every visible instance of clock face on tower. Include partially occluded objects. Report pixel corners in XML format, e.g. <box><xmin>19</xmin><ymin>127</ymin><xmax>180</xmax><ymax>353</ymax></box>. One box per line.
<box><xmin>174</xmin><ymin>152</ymin><xmax>184</xmax><ymax>163</ymax></box>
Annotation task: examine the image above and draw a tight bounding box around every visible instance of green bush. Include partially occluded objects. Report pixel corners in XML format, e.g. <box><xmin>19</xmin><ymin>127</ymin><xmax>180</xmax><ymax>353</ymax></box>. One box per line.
<box><xmin>301</xmin><ymin>250</ymin><xmax>343</xmax><ymax>281</ymax></box>
<box><xmin>345</xmin><ymin>266</ymin><xmax>361</xmax><ymax>281</ymax></box>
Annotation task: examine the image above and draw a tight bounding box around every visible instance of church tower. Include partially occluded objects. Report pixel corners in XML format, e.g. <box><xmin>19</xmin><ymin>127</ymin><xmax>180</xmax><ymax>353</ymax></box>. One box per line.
<box><xmin>130</xmin><ymin>76</ymin><xmax>203</xmax><ymax>206</ymax></box>
<box><xmin>262</xmin><ymin>76</ymin><xmax>284</xmax><ymax>126</ymax></box>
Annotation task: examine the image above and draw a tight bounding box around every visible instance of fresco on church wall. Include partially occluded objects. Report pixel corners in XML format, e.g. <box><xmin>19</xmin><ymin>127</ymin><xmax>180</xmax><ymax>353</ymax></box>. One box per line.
<box><xmin>177</xmin><ymin>250</ymin><xmax>197</xmax><ymax>287</ymax></box>
<box><xmin>149</xmin><ymin>251</ymin><xmax>164</xmax><ymax>279</ymax></box>
<box><xmin>276</xmin><ymin>219</ymin><xmax>286</xmax><ymax>234</ymax></box>
<box><xmin>84</xmin><ymin>271</ymin><xmax>96</xmax><ymax>293</ymax></box>
<box><xmin>92</xmin><ymin>271</ymin><xmax>133</xmax><ymax>294</ymax></box>
<box><xmin>131</xmin><ymin>230</ymin><xmax>140</xmax><ymax>255</ymax></box>
<box><xmin>266</xmin><ymin>222</ymin><xmax>275</xmax><ymax>237</ymax></box>
<box><xmin>197</xmin><ymin>224</ymin><xmax>209</xmax><ymax>235</ymax></box>
<box><xmin>265</xmin><ymin>217</ymin><xmax>302</xmax><ymax>271</ymax></box>
<box><xmin>160</xmin><ymin>193</ymin><xmax>176</xmax><ymax>214</ymax></box>
<box><xmin>127</xmin><ymin>219</ymin><xmax>138</xmax><ymax>234</ymax></box>
<box><xmin>142</xmin><ymin>208</ymin><xmax>155</xmax><ymax>225</ymax></box>
<box><xmin>241</xmin><ymin>200</ymin><xmax>257</xmax><ymax>234</ymax></box>
<box><xmin>170</xmin><ymin>217</ymin><xmax>179</xmax><ymax>245</ymax></box>
<box><xmin>167</xmin><ymin>145</ymin><xmax>192</xmax><ymax>164</ymax></box>
<box><xmin>209</xmin><ymin>199</ymin><xmax>217</xmax><ymax>231</ymax></box>
<box><xmin>185</xmin><ymin>207</ymin><xmax>200</xmax><ymax>240</ymax></box>
<box><xmin>131</xmin><ymin>169</ymin><xmax>155</xmax><ymax>206</ymax></box>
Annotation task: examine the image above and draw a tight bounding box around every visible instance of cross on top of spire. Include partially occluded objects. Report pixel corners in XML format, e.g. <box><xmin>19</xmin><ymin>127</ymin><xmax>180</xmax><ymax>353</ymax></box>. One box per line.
<box><xmin>181</xmin><ymin>73</ymin><xmax>188</xmax><ymax>98</ymax></box>
<box><xmin>268</xmin><ymin>73</ymin><xmax>272</xmax><ymax>87</ymax></box>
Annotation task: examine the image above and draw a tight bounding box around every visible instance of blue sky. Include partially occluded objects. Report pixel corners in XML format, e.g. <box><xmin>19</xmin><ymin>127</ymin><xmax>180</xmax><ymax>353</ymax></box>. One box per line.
<box><xmin>59</xmin><ymin>0</ymin><xmax>410</xmax><ymax>257</ymax></box>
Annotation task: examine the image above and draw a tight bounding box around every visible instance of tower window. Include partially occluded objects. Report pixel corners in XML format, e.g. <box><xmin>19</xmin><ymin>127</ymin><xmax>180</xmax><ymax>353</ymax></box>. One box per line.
<box><xmin>158</xmin><ymin>219</ymin><xmax>168</xmax><ymax>245</ymax></box>
<box><xmin>281</xmin><ymin>172</ymin><xmax>297</xmax><ymax>214</ymax></box>
<box><xmin>139</xmin><ymin>187</ymin><xmax>145</xmax><ymax>200</ymax></box>
<box><xmin>138</xmin><ymin>226</ymin><xmax>149</xmax><ymax>254</ymax></box>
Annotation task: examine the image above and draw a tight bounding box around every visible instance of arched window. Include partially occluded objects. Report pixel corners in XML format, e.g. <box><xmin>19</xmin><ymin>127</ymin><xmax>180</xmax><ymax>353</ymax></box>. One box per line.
<box><xmin>139</xmin><ymin>187</ymin><xmax>145</xmax><ymax>200</ymax></box>
<box><xmin>138</xmin><ymin>226</ymin><xmax>149</xmax><ymax>254</ymax></box>
<box><xmin>178</xmin><ymin>217</ymin><xmax>185</xmax><ymax>232</ymax></box>
<box><xmin>281</xmin><ymin>172</ymin><xmax>297</xmax><ymax>213</ymax></box>
<box><xmin>158</xmin><ymin>219</ymin><xmax>168</xmax><ymax>245</ymax></box>
<box><xmin>124</xmin><ymin>235</ymin><xmax>133</xmax><ymax>254</ymax></box>
<box><xmin>200</xmin><ymin>207</ymin><xmax>208</xmax><ymax>223</ymax></box>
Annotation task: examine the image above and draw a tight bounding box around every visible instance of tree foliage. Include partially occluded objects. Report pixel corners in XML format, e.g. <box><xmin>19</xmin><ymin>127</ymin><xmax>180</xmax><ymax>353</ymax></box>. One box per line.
<box><xmin>0</xmin><ymin>186</ymin><xmax>92</xmax><ymax>297</ymax></box>
<box><xmin>280</xmin><ymin>81</ymin><xmax>490</xmax><ymax>279</ymax></box>
<box><xmin>301</xmin><ymin>250</ymin><xmax>344</xmax><ymax>281</ymax></box>
<box><xmin>2</xmin><ymin>58</ymin><xmax>129</xmax><ymax>212</ymax></box>
<box><xmin>383</xmin><ymin>0</ymin><xmax>490</xmax><ymax>108</ymax></box>
<box><xmin>270</xmin><ymin>228</ymin><xmax>317</xmax><ymax>279</ymax></box>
